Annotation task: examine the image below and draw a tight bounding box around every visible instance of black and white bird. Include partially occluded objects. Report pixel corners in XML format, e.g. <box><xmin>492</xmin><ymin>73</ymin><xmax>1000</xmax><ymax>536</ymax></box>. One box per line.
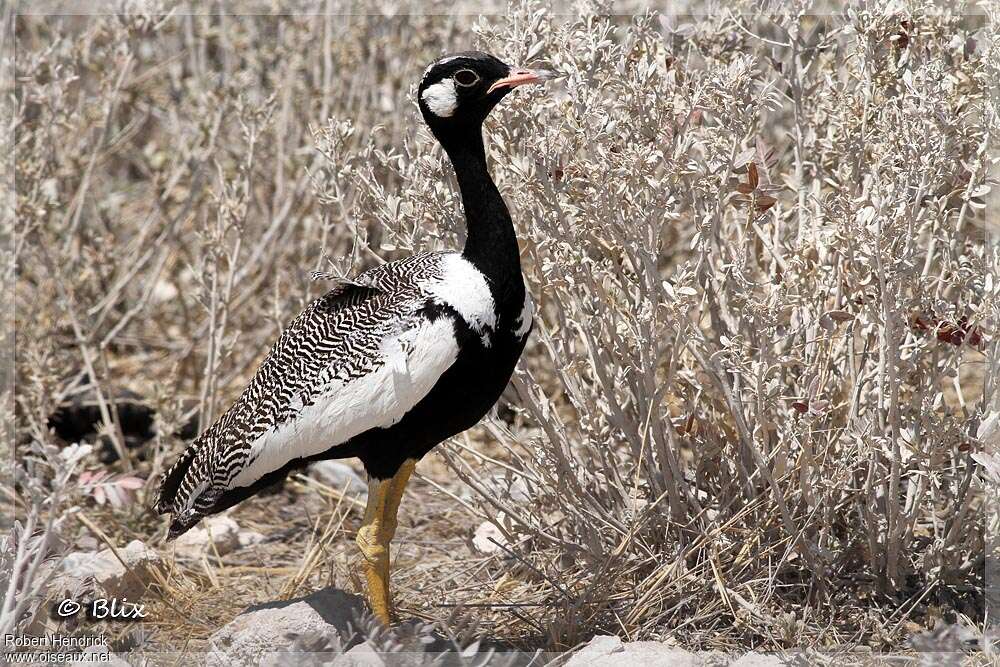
<box><xmin>154</xmin><ymin>52</ymin><xmax>551</xmax><ymax>624</ymax></box>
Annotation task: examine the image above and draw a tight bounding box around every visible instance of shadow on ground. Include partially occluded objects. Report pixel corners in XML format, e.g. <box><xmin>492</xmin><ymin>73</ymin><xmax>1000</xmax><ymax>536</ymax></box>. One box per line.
<box><xmin>229</xmin><ymin>586</ymin><xmax>546</xmax><ymax>666</ymax></box>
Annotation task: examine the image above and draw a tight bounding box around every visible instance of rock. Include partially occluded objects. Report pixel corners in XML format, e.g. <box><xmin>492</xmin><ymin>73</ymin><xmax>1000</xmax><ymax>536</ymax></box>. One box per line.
<box><xmin>488</xmin><ymin>472</ymin><xmax>532</xmax><ymax>503</ymax></box>
<box><xmin>730</xmin><ymin>653</ymin><xmax>796</xmax><ymax>666</ymax></box>
<box><xmin>308</xmin><ymin>461</ymin><xmax>368</xmax><ymax>500</ymax></box>
<box><xmin>908</xmin><ymin>621</ymin><xmax>981</xmax><ymax>653</ymax></box>
<box><xmin>472</xmin><ymin>519</ymin><xmax>509</xmax><ymax>554</ymax></box>
<box><xmin>174</xmin><ymin>516</ymin><xmax>241</xmax><ymax>560</ymax></box>
<box><xmin>54</xmin><ymin>539</ymin><xmax>162</xmax><ymax>601</ymax></box>
<box><xmin>237</xmin><ymin>529</ymin><xmax>267</xmax><ymax>549</ymax></box>
<box><xmin>260</xmin><ymin>630</ymin><xmax>345</xmax><ymax>667</ymax></box>
<box><xmin>568</xmin><ymin>635</ymin><xmax>623</xmax><ymax>663</ymax></box>
<box><xmin>207</xmin><ymin>587</ymin><xmax>367</xmax><ymax>666</ymax></box>
<box><xmin>332</xmin><ymin>642</ymin><xmax>384</xmax><ymax>667</ymax></box>
<box><xmin>566</xmin><ymin>635</ymin><xmax>704</xmax><ymax>667</ymax></box>
<box><xmin>76</xmin><ymin>535</ymin><xmax>99</xmax><ymax>551</ymax></box>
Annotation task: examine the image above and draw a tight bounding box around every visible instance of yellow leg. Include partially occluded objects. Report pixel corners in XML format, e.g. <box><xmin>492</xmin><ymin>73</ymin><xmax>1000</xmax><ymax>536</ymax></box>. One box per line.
<box><xmin>355</xmin><ymin>459</ymin><xmax>415</xmax><ymax>624</ymax></box>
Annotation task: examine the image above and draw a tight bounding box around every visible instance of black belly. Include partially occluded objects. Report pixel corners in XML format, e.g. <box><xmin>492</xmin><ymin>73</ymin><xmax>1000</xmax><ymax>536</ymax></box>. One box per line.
<box><xmin>198</xmin><ymin>313</ymin><xmax>527</xmax><ymax>516</ymax></box>
<box><xmin>351</xmin><ymin>317</ymin><xmax>527</xmax><ymax>478</ymax></box>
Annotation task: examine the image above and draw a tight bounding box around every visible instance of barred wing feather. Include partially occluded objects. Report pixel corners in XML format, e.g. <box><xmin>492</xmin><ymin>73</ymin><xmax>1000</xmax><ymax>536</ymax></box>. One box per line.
<box><xmin>154</xmin><ymin>253</ymin><xmax>456</xmax><ymax>535</ymax></box>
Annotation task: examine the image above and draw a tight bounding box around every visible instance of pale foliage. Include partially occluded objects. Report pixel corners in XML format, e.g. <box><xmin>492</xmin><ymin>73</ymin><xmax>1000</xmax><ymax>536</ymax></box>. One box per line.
<box><xmin>12</xmin><ymin>0</ymin><xmax>999</xmax><ymax>650</ymax></box>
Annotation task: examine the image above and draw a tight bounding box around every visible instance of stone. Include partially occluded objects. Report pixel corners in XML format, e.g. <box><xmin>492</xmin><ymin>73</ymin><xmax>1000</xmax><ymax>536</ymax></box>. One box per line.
<box><xmin>53</xmin><ymin>539</ymin><xmax>162</xmax><ymax>601</ymax></box>
<box><xmin>566</xmin><ymin>635</ymin><xmax>704</xmax><ymax>667</ymax></box>
<box><xmin>472</xmin><ymin>519</ymin><xmax>509</xmax><ymax>554</ymax></box>
<box><xmin>332</xmin><ymin>642</ymin><xmax>385</xmax><ymax>667</ymax></box>
<box><xmin>174</xmin><ymin>516</ymin><xmax>241</xmax><ymax>560</ymax></box>
<box><xmin>575</xmin><ymin>635</ymin><xmax>623</xmax><ymax>657</ymax></box>
<box><xmin>308</xmin><ymin>461</ymin><xmax>368</xmax><ymax>500</ymax></box>
<box><xmin>730</xmin><ymin>653</ymin><xmax>796</xmax><ymax>666</ymax></box>
<box><xmin>76</xmin><ymin>536</ymin><xmax>99</xmax><ymax>550</ymax></box>
<box><xmin>237</xmin><ymin>529</ymin><xmax>267</xmax><ymax>549</ymax></box>
<box><xmin>207</xmin><ymin>587</ymin><xmax>367</xmax><ymax>666</ymax></box>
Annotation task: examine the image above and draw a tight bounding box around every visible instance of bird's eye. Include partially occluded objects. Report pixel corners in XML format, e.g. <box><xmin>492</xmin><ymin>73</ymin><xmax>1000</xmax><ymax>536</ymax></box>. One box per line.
<box><xmin>454</xmin><ymin>69</ymin><xmax>480</xmax><ymax>87</ymax></box>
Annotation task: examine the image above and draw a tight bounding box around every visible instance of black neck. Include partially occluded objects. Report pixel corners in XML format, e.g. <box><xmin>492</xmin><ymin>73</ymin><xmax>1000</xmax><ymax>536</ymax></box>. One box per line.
<box><xmin>440</xmin><ymin>126</ymin><xmax>524</xmax><ymax>314</ymax></box>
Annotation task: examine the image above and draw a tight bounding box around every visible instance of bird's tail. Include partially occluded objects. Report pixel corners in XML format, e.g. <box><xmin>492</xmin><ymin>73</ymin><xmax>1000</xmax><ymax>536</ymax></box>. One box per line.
<box><xmin>153</xmin><ymin>441</ymin><xmax>216</xmax><ymax>539</ymax></box>
<box><xmin>153</xmin><ymin>443</ymin><xmax>195</xmax><ymax>513</ymax></box>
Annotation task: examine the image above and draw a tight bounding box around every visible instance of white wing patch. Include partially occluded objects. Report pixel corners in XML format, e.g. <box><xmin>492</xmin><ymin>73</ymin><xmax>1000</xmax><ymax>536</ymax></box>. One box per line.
<box><xmin>424</xmin><ymin>253</ymin><xmax>496</xmax><ymax>343</ymax></box>
<box><xmin>421</xmin><ymin>79</ymin><xmax>457</xmax><ymax>118</ymax></box>
<box><xmin>228</xmin><ymin>317</ymin><xmax>458</xmax><ymax>489</ymax></box>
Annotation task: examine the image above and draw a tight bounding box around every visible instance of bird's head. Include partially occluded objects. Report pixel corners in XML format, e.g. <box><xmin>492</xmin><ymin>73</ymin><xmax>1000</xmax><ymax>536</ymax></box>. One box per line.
<box><xmin>417</xmin><ymin>51</ymin><xmax>553</xmax><ymax>142</ymax></box>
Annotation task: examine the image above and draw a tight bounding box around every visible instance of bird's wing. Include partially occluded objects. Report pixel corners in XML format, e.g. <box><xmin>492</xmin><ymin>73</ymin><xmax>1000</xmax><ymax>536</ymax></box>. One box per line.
<box><xmin>154</xmin><ymin>252</ymin><xmax>457</xmax><ymax>534</ymax></box>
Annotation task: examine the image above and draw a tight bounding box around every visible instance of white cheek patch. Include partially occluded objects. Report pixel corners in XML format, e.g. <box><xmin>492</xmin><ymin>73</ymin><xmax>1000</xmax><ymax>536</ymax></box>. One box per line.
<box><xmin>421</xmin><ymin>79</ymin><xmax>458</xmax><ymax>118</ymax></box>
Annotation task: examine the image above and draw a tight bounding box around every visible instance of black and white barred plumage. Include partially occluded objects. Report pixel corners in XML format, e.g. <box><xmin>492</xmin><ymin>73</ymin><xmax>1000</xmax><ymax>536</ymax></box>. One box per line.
<box><xmin>155</xmin><ymin>251</ymin><xmax>531</xmax><ymax>536</ymax></box>
<box><xmin>155</xmin><ymin>51</ymin><xmax>540</xmax><ymax>540</ymax></box>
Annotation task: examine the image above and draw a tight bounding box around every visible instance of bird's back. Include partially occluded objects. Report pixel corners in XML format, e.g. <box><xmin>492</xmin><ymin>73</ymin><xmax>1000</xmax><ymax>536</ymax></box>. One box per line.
<box><xmin>154</xmin><ymin>251</ymin><xmax>454</xmax><ymax>536</ymax></box>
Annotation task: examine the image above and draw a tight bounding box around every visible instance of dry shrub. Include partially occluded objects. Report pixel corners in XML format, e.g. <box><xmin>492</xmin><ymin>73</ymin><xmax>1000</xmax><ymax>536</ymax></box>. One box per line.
<box><xmin>11</xmin><ymin>0</ymin><xmax>999</xmax><ymax>653</ymax></box>
<box><xmin>443</xmin><ymin>2</ymin><xmax>997</xmax><ymax>649</ymax></box>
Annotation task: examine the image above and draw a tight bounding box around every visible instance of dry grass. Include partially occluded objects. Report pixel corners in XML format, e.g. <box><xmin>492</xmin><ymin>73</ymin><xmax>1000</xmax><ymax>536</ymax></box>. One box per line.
<box><xmin>8</xmin><ymin>0</ymin><xmax>1000</xmax><ymax>661</ymax></box>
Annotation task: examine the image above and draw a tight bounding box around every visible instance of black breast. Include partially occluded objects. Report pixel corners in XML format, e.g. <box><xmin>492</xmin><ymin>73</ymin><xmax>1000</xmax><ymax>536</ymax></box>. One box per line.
<box><xmin>352</xmin><ymin>306</ymin><xmax>527</xmax><ymax>479</ymax></box>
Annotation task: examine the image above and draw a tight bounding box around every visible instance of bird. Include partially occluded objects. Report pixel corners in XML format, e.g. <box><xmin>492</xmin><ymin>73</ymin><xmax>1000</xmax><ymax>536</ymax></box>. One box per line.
<box><xmin>153</xmin><ymin>51</ymin><xmax>552</xmax><ymax>625</ymax></box>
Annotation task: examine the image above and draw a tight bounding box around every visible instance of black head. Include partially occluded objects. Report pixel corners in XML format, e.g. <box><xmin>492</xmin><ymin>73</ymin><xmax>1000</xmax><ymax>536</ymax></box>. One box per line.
<box><xmin>417</xmin><ymin>51</ymin><xmax>552</xmax><ymax>143</ymax></box>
